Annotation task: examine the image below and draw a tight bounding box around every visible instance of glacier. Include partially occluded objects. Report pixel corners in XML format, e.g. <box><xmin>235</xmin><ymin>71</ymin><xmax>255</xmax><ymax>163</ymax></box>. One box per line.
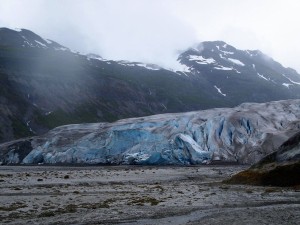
<box><xmin>1</xmin><ymin>99</ymin><xmax>300</xmax><ymax>165</ymax></box>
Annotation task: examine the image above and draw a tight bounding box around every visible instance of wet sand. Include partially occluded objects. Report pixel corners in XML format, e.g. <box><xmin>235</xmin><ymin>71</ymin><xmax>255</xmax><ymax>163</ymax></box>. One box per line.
<box><xmin>0</xmin><ymin>165</ymin><xmax>299</xmax><ymax>225</ymax></box>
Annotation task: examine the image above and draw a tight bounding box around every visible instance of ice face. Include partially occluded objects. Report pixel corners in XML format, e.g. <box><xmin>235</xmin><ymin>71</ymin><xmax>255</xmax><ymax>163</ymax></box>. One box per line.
<box><xmin>1</xmin><ymin>99</ymin><xmax>300</xmax><ymax>165</ymax></box>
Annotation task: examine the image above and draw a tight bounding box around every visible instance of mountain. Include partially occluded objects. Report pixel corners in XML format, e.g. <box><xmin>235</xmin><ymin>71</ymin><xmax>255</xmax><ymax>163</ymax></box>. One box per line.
<box><xmin>1</xmin><ymin>28</ymin><xmax>300</xmax><ymax>143</ymax></box>
<box><xmin>225</xmin><ymin>130</ymin><xmax>300</xmax><ymax>186</ymax></box>
<box><xmin>1</xmin><ymin>99</ymin><xmax>300</xmax><ymax>165</ymax></box>
<box><xmin>178</xmin><ymin>41</ymin><xmax>300</xmax><ymax>100</ymax></box>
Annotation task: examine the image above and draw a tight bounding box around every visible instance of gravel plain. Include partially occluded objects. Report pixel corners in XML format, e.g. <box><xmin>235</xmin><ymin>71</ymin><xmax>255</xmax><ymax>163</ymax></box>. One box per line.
<box><xmin>0</xmin><ymin>165</ymin><xmax>299</xmax><ymax>225</ymax></box>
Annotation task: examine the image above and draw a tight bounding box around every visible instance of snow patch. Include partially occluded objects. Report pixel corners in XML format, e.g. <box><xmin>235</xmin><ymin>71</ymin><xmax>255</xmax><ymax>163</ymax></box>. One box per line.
<box><xmin>228</xmin><ymin>58</ymin><xmax>245</xmax><ymax>66</ymax></box>
<box><xmin>118</xmin><ymin>61</ymin><xmax>134</xmax><ymax>66</ymax></box>
<box><xmin>282</xmin><ymin>74</ymin><xmax>300</xmax><ymax>85</ymax></box>
<box><xmin>220</xmin><ymin>50</ymin><xmax>234</xmax><ymax>55</ymax></box>
<box><xmin>282</xmin><ymin>83</ymin><xmax>293</xmax><ymax>88</ymax></box>
<box><xmin>136</xmin><ymin>63</ymin><xmax>161</xmax><ymax>70</ymax></box>
<box><xmin>44</xmin><ymin>39</ymin><xmax>52</xmax><ymax>44</ymax></box>
<box><xmin>257</xmin><ymin>73</ymin><xmax>269</xmax><ymax>81</ymax></box>
<box><xmin>189</xmin><ymin>47</ymin><xmax>199</xmax><ymax>53</ymax></box>
<box><xmin>26</xmin><ymin>121</ymin><xmax>33</xmax><ymax>133</ymax></box>
<box><xmin>54</xmin><ymin>47</ymin><xmax>69</xmax><ymax>51</ymax></box>
<box><xmin>245</xmin><ymin>50</ymin><xmax>253</xmax><ymax>57</ymax></box>
<box><xmin>234</xmin><ymin>69</ymin><xmax>241</xmax><ymax>74</ymax></box>
<box><xmin>87</xmin><ymin>54</ymin><xmax>102</xmax><ymax>61</ymax></box>
<box><xmin>219</xmin><ymin>54</ymin><xmax>226</xmax><ymax>59</ymax></box>
<box><xmin>172</xmin><ymin>61</ymin><xmax>191</xmax><ymax>73</ymax></box>
<box><xmin>176</xmin><ymin>71</ymin><xmax>190</xmax><ymax>77</ymax></box>
<box><xmin>214</xmin><ymin>66</ymin><xmax>233</xmax><ymax>71</ymax></box>
<box><xmin>45</xmin><ymin>111</ymin><xmax>53</xmax><ymax>116</ymax></box>
<box><xmin>118</xmin><ymin>61</ymin><xmax>161</xmax><ymax>70</ymax></box>
<box><xmin>214</xmin><ymin>85</ymin><xmax>226</xmax><ymax>96</ymax></box>
<box><xmin>35</xmin><ymin>40</ymin><xmax>47</xmax><ymax>48</ymax></box>
<box><xmin>189</xmin><ymin>55</ymin><xmax>216</xmax><ymax>64</ymax></box>
<box><xmin>22</xmin><ymin>38</ymin><xmax>34</xmax><ymax>47</ymax></box>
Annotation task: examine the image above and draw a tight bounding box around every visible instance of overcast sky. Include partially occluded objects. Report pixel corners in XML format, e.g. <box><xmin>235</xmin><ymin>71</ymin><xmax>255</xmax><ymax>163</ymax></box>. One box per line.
<box><xmin>1</xmin><ymin>0</ymin><xmax>300</xmax><ymax>71</ymax></box>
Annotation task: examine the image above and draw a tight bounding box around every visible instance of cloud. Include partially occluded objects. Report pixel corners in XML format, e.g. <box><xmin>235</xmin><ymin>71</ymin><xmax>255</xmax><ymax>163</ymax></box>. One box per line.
<box><xmin>0</xmin><ymin>0</ymin><xmax>198</xmax><ymax>69</ymax></box>
<box><xmin>170</xmin><ymin>0</ymin><xmax>300</xmax><ymax>71</ymax></box>
<box><xmin>0</xmin><ymin>0</ymin><xmax>300</xmax><ymax>71</ymax></box>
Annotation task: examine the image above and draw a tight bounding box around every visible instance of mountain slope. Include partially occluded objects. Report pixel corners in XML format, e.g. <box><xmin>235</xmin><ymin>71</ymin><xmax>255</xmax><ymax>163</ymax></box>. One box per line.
<box><xmin>1</xmin><ymin>99</ymin><xmax>300</xmax><ymax>165</ymax></box>
<box><xmin>1</xmin><ymin>28</ymin><xmax>300</xmax><ymax>143</ymax></box>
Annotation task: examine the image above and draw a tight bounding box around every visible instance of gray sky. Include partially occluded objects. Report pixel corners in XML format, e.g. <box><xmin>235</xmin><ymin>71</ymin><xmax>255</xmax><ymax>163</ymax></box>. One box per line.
<box><xmin>1</xmin><ymin>0</ymin><xmax>300</xmax><ymax>71</ymax></box>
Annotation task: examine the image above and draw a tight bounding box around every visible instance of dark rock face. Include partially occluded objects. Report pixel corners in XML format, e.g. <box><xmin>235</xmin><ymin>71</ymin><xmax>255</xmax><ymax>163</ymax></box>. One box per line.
<box><xmin>1</xmin><ymin>28</ymin><xmax>300</xmax><ymax>143</ymax></box>
<box><xmin>225</xmin><ymin>132</ymin><xmax>300</xmax><ymax>186</ymax></box>
<box><xmin>0</xmin><ymin>139</ymin><xmax>33</xmax><ymax>165</ymax></box>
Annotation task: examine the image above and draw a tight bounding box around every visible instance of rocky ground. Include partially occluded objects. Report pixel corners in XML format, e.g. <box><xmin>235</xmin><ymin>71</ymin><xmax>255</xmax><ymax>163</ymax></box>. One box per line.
<box><xmin>0</xmin><ymin>165</ymin><xmax>299</xmax><ymax>225</ymax></box>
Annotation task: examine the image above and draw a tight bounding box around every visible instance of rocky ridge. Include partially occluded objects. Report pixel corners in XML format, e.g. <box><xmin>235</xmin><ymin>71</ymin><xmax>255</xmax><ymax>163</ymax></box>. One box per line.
<box><xmin>225</xmin><ymin>130</ymin><xmax>300</xmax><ymax>186</ymax></box>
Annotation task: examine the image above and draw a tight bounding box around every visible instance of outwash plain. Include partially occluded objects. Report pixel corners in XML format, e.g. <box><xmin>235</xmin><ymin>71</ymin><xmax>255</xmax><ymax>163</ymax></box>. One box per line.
<box><xmin>0</xmin><ymin>165</ymin><xmax>299</xmax><ymax>225</ymax></box>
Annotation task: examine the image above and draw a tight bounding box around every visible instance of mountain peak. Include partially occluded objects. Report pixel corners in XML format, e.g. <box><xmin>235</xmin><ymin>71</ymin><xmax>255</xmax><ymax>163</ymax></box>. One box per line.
<box><xmin>176</xmin><ymin>39</ymin><xmax>300</xmax><ymax>92</ymax></box>
<box><xmin>0</xmin><ymin>27</ymin><xmax>69</xmax><ymax>51</ymax></box>
<box><xmin>200</xmin><ymin>41</ymin><xmax>236</xmax><ymax>51</ymax></box>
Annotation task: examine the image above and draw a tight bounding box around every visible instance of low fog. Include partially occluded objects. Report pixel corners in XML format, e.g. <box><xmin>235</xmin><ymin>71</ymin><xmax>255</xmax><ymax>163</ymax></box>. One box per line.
<box><xmin>1</xmin><ymin>0</ymin><xmax>300</xmax><ymax>71</ymax></box>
